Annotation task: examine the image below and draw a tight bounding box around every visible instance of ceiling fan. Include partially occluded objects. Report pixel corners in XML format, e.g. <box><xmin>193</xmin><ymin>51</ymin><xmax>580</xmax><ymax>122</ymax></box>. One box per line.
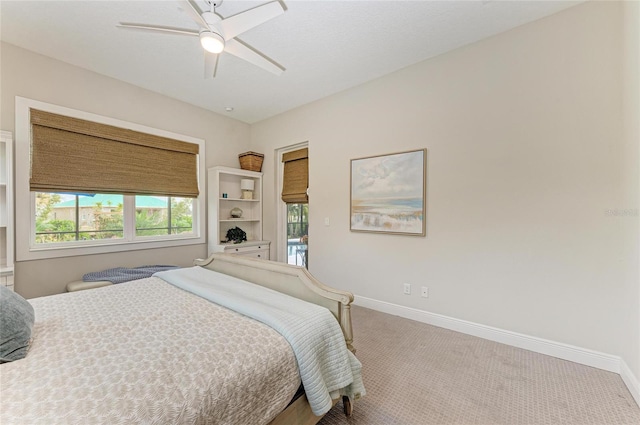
<box><xmin>117</xmin><ymin>0</ymin><xmax>285</xmax><ymax>78</ymax></box>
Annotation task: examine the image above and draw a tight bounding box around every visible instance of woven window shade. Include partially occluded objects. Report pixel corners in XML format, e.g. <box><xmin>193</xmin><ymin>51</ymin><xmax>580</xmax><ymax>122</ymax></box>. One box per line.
<box><xmin>281</xmin><ymin>148</ymin><xmax>308</xmax><ymax>204</ymax></box>
<box><xmin>30</xmin><ymin>109</ymin><xmax>200</xmax><ymax>198</ymax></box>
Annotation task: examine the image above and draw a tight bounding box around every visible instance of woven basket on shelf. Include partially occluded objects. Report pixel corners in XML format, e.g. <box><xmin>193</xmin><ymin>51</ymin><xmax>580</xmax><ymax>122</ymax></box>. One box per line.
<box><xmin>238</xmin><ymin>151</ymin><xmax>264</xmax><ymax>172</ymax></box>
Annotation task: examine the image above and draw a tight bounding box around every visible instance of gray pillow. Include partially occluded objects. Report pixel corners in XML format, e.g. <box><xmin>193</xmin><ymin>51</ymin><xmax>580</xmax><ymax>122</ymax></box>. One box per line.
<box><xmin>0</xmin><ymin>285</ymin><xmax>35</xmax><ymax>363</ymax></box>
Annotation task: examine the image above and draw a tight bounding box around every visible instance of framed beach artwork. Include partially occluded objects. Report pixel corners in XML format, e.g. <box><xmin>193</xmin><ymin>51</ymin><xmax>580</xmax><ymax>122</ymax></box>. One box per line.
<box><xmin>350</xmin><ymin>149</ymin><xmax>426</xmax><ymax>236</ymax></box>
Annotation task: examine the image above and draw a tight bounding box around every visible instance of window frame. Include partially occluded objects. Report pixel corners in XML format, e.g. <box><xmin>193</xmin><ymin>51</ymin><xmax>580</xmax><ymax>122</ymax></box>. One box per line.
<box><xmin>16</xmin><ymin>97</ymin><xmax>206</xmax><ymax>261</ymax></box>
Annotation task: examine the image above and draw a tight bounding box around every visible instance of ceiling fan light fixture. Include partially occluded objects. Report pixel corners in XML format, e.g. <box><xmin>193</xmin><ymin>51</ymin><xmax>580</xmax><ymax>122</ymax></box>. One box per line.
<box><xmin>200</xmin><ymin>31</ymin><xmax>225</xmax><ymax>53</ymax></box>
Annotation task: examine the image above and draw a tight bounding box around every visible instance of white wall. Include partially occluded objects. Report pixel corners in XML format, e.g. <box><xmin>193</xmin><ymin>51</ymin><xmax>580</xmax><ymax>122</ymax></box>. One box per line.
<box><xmin>0</xmin><ymin>42</ymin><xmax>251</xmax><ymax>298</ymax></box>
<box><xmin>621</xmin><ymin>0</ymin><xmax>640</xmax><ymax>382</ymax></box>
<box><xmin>251</xmin><ymin>0</ymin><xmax>639</xmax><ymax>378</ymax></box>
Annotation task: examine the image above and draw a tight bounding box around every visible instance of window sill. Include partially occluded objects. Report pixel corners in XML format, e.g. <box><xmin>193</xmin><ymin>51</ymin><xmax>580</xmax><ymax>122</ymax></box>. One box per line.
<box><xmin>21</xmin><ymin>234</ymin><xmax>205</xmax><ymax>261</ymax></box>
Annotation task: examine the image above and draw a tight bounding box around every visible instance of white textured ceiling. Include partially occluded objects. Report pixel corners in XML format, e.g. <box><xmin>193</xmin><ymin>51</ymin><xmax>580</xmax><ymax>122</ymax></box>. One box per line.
<box><xmin>1</xmin><ymin>0</ymin><xmax>583</xmax><ymax>123</ymax></box>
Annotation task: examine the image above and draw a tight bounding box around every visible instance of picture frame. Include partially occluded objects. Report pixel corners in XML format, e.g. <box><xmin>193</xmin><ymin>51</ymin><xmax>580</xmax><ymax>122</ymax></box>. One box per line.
<box><xmin>350</xmin><ymin>148</ymin><xmax>426</xmax><ymax>236</ymax></box>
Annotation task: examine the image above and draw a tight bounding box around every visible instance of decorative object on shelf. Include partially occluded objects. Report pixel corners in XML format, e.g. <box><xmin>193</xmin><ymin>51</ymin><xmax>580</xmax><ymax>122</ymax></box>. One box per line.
<box><xmin>226</xmin><ymin>227</ymin><xmax>247</xmax><ymax>244</ymax></box>
<box><xmin>238</xmin><ymin>151</ymin><xmax>264</xmax><ymax>172</ymax></box>
<box><xmin>351</xmin><ymin>148</ymin><xmax>427</xmax><ymax>236</ymax></box>
<box><xmin>230</xmin><ymin>207</ymin><xmax>243</xmax><ymax>218</ymax></box>
<box><xmin>240</xmin><ymin>179</ymin><xmax>255</xmax><ymax>199</ymax></box>
<box><xmin>222</xmin><ymin>193</ymin><xmax>228</xmax><ymax>198</ymax></box>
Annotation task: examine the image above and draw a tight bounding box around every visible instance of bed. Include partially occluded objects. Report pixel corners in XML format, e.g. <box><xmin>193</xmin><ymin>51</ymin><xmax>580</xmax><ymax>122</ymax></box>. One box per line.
<box><xmin>0</xmin><ymin>253</ymin><xmax>364</xmax><ymax>425</ymax></box>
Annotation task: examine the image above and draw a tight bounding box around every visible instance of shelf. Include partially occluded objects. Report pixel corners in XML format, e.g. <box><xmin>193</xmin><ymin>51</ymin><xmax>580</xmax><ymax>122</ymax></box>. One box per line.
<box><xmin>0</xmin><ymin>265</ymin><xmax>13</xmax><ymax>276</ymax></box>
<box><xmin>220</xmin><ymin>218</ymin><xmax>260</xmax><ymax>222</ymax></box>
<box><xmin>219</xmin><ymin>198</ymin><xmax>259</xmax><ymax>202</ymax></box>
<box><xmin>218</xmin><ymin>240</ymin><xmax>268</xmax><ymax>246</ymax></box>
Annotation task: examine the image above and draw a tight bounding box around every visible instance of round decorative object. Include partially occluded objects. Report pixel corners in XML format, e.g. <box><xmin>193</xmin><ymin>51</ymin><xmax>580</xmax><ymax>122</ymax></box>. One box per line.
<box><xmin>230</xmin><ymin>207</ymin><xmax>243</xmax><ymax>218</ymax></box>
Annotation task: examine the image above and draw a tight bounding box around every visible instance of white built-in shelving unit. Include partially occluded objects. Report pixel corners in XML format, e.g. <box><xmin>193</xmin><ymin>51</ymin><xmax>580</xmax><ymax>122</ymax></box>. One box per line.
<box><xmin>1</xmin><ymin>131</ymin><xmax>14</xmax><ymax>291</ymax></box>
<box><xmin>208</xmin><ymin>166</ymin><xmax>270</xmax><ymax>259</ymax></box>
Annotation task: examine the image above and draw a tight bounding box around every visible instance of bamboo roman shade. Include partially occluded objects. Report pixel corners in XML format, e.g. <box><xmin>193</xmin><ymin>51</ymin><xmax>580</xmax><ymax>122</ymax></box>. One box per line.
<box><xmin>30</xmin><ymin>109</ymin><xmax>199</xmax><ymax>198</ymax></box>
<box><xmin>281</xmin><ymin>148</ymin><xmax>308</xmax><ymax>203</ymax></box>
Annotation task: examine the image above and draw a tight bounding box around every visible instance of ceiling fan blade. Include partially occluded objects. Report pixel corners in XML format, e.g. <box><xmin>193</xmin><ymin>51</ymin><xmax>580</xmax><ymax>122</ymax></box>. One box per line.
<box><xmin>177</xmin><ymin>0</ymin><xmax>209</xmax><ymax>30</ymax></box>
<box><xmin>220</xmin><ymin>1</ymin><xmax>284</xmax><ymax>40</ymax></box>
<box><xmin>224</xmin><ymin>39</ymin><xmax>284</xmax><ymax>75</ymax></box>
<box><xmin>118</xmin><ymin>23</ymin><xmax>199</xmax><ymax>37</ymax></box>
<box><xmin>204</xmin><ymin>51</ymin><xmax>219</xmax><ymax>79</ymax></box>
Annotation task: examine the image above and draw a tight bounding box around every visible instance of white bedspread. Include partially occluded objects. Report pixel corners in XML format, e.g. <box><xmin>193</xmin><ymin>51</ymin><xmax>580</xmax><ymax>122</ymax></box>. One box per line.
<box><xmin>0</xmin><ymin>277</ymin><xmax>300</xmax><ymax>425</ymax></box>
<box><xmin>156</xmin><ymin>266</ymin><xmax>365</xmax><ymax>416</ymax></box>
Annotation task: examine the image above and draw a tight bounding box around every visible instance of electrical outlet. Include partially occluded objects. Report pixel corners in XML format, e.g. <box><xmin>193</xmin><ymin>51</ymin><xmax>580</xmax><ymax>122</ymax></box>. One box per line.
<box><xmin>403</xmin><ymin>283</ymin><xmax>411</xmax><ymax>295</ymax></box>
<box><xmin>421</xmin><ymin>286</ymin><xmax>429</xmax><ymax>298</ymax></box>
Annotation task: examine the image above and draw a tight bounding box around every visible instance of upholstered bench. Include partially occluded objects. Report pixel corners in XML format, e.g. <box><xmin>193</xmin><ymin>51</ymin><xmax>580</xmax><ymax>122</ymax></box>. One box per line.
<box><xmin>66</xmin><ymin>280</ymin><xmax>113</xmax><ymax>292</ymax></box>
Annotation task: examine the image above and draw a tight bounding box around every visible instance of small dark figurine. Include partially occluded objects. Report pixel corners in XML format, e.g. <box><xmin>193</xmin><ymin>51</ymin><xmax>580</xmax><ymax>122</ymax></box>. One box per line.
<box><xmin>226</xmin><ymin>227</ymin><xmax>247</xmax><ymax>244</ymax></box>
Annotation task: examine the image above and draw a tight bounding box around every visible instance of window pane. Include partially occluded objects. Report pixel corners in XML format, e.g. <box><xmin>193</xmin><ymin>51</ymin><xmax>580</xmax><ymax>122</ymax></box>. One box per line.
<box><xmin>286</xmin><ymin>203</ymin><xmax>308</xmax><ymax>267</ymax></box>
<box><xmin>135</xmin><ymin>196</ymin><xmax>194</xmax><ymax>237</ymax></box>
<box><xmin>170</xmin><ymin>197</ymin><xmax>194</xmax><ymax>235</ymax></box>
<box><xmin>135</xmin><ymin>195</ymin><xmax>169</xmax><ymax>236</ymax></box>
<box><xmin>35</xmin><ymin>193</ymin><xmax>123</xmax><ymax>244</ymax></box>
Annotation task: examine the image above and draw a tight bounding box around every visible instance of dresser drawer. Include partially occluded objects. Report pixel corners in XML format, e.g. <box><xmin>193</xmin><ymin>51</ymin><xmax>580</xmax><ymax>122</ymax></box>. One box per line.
<box><xmin>222</xmin><ymin>245</ymin><xmax>269</xmax><ymax>260</ymax></box>
<box><xmin>219</xmin><ymin>241</ymin><xmax>270</xmax><ymax>260</ymax></box>
<box><xmin>223</xmin><ymin>244</ymin><xmax>268</xmax><ymax>254</ymax></box>
<box><xmin>235</xmin><ymin>248</ymin><xmax>269</xmax><ymax>260</ymax></box>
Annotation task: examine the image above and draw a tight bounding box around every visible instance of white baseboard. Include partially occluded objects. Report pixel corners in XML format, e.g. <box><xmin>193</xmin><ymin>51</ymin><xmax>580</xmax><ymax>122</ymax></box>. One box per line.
<box><xmin>354</xmin><ymin>295</ymin><xmax>640</xmax><ymax>408</ymax></box>
<box><xmin>620</xmin><ymin>359</ymin><xmax>640</xmax><ymax>408</ymax></box>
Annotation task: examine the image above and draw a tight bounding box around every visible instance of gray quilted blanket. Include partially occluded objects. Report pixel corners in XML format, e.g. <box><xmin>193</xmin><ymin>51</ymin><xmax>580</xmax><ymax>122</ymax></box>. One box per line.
<box><xmin>83</xmin><ymin>265</ymin><xmax>178</xmax><ymax>284</ymax></box>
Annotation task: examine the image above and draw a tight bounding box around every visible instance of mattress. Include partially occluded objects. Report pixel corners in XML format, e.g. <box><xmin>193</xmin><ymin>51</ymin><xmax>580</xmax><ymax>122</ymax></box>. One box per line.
<box><xmin>0</xmin><ymin>277</ymin><xmax>301</xmax><ymax>425</ymax></box>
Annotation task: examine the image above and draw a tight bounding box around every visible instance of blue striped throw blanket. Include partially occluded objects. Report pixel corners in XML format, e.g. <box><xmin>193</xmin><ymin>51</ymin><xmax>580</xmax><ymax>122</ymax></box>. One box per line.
<box><xmin>83</xmin><ymin>265</ymin><xmax>179</xmax><ymax>284</ymax></box>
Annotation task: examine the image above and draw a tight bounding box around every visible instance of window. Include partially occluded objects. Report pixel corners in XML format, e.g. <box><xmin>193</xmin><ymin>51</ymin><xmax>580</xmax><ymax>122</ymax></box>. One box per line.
<box><xmin>35</xmin><ymin>193</ymin><xmax>124</xmax><ymax>244</ymax></box>
<box><xmin>135</xmin><ymin>196</ymin><xmax>193</xmax><ymax>237</ymax></box>
<box><xmin>15</xmin><ymin>97</ymin><xmax>206</xmax><ymax>260</ymax></box>
<box><xmin>34</xmin><ymin>193</ymin><xmax>196</xmax><ymax>245</ymax></box>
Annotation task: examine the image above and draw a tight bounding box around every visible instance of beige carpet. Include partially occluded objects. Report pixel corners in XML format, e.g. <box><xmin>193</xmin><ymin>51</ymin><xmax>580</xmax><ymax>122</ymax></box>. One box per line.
<box><xmin>319</xmin><ymin>306</ymin><xmax>640</xmax><ymax>425</ymax></box>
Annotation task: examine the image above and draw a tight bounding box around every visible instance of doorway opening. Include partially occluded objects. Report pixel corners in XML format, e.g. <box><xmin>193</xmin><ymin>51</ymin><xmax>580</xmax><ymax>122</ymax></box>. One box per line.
<box><xmin>286</xmin><ymin>203</ymin><xmax>308</xmax><ymax>267</ymax></box>
<box><xmin>276</xmin><ymin>141</ymin><xmax>308</xmax><ymax>266</ymax></box>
